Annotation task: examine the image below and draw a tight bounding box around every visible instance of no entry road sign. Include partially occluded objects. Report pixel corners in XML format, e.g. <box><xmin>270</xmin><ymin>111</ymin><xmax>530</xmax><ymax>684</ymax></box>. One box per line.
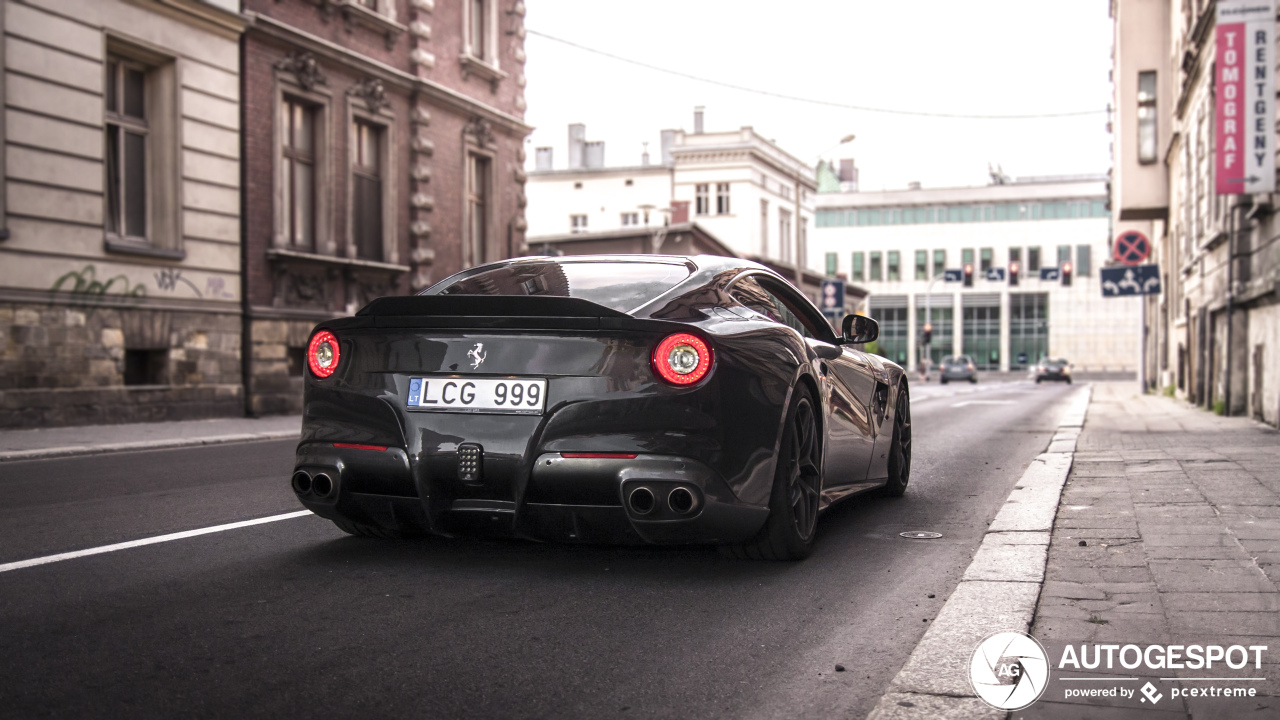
<box><xmin>1114</xmin><ymin>231</ymin><xmax>1151</xmax><ymax>266</ymax></box>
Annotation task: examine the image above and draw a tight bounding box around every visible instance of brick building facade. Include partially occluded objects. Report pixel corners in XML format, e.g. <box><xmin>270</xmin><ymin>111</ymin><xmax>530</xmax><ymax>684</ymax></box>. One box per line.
<box><xmin>240</xmin><ymin>0</ymin><xmax>532</xmax><ymax>415</ymax></box>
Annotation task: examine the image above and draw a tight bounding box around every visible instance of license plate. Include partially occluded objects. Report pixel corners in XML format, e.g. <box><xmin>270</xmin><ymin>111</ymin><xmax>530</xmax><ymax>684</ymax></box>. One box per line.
<box><xmin>406</xmin><ymin>377</ymin><xmax>547</xmax><ymax>414</ymax></box>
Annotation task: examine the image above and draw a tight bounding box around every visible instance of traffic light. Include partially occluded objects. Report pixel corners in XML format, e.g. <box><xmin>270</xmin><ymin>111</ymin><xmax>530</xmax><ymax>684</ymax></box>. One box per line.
<box><xmin>963</xmin><ymin>263</ymin><xmax>974</xmax><ymax>287</ymax></box>
<box><xmin>923</xmin><ymin>322</ymin><xmax>933</xmax><ymax>346</ymax></box>
<box><xmin>1061</xmin><ymin>261</ymin><xmax>1073</xmax><ymax>287</ymax></box>
<box><xmin>1009</xmin><ymin>261</ymin><xmax>1019</xmax><ymax>286</ymax></box>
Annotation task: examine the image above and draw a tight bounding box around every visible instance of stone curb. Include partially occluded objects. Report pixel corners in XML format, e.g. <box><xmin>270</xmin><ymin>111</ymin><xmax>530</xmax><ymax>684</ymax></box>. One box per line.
<box><xmin>0</xmin><ymin>430</ymin><xmax>301</xmax><ymax>463</ymax></box>
<box><xmin>865</xmin><ymin>385</ymin><xmax>1093</xmax><ymax>720</ymax></box>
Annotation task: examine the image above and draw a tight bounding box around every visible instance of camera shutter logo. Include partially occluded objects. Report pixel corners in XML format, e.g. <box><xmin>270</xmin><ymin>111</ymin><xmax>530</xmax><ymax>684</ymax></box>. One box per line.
<box><xmin>969</xmin><ymin>631</ymin><xmax>1050</xmax><ymax>711</ymax></box>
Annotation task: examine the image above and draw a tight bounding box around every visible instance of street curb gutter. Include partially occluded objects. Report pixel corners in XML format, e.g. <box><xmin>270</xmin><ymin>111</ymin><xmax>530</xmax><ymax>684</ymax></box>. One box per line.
<box><xmin>865</xmin><ymin>386</ymin><xmax>1093</xmax><ymax>720</ymax></box>
<box><xmin>0</xmin><ymin>430</ymin><xmax>301</xmax><ymax>463</ymax></box>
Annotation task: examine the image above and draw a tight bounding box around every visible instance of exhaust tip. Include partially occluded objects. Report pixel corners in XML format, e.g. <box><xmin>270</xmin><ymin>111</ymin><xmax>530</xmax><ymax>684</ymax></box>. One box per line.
<box><xmin>312</xmin><ymin>473</ymin><xmax>334</xmax><ymax>498</ymax></box>
<box><xmin>627</xmin><ymin>486</ymin><xmax>656</xmax><ymax>515</ymax></box>
<box><xmin>291</xmin><ymin>471</ymin><xmax>312</xmax><ymax>494</ymax></box>
<box><xmin>668</xmin><ymin>486</ymin><xmax>697</xmax><ymax>515</ymax></box>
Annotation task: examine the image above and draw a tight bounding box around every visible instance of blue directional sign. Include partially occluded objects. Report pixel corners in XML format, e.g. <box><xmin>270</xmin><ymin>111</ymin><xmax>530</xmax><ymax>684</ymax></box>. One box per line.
<box><xmin>985</xmin><ymin>267</ymin><xmax>1006</xmax><ymax>282</ymax></box>
<box><xmin>1101</xmin><ymin>264</ymin><xmax>1161</xmax><ymax>297</ymax></box>
<box><xmin>819</xmin><ymin>278</ymin><xmax>845</xmax><ymax>314</ymax></box>
<box><xmin>1039</xmin><ymin>267</ymin><xmax>1061</xmax><ymax>282</ymax></box>
<box><xmin>944</xmin><ymin>269</ymin><xmax>964</xmax><ymax>283</ymax></box>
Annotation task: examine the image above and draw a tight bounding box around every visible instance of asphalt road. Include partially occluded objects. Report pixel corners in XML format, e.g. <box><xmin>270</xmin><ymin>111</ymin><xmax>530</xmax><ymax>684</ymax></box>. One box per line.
<box><xmin>0</xmin><ymin>380</ymin><xmax>1079</xmax><ymax>719</ymax></box>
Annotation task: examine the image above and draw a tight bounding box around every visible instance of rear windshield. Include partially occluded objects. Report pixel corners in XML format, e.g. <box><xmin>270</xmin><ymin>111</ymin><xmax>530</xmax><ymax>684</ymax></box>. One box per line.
<box><xmin>427</xmin><ymin>260</ymin><xmax>691</xmax><ymax>313</ymax></box>
<box><xmin>1045</xmin><ymin>358</ymin><xmax>1068</xmax><ymax>366</ymax></box>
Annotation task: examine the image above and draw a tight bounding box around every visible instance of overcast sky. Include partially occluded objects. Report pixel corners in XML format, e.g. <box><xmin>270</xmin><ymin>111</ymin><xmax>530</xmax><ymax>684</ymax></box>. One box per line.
<box><xmin>522</xmin><ymin>1</ymin><xmax>1114</xmax><ymax>191</ymax></box>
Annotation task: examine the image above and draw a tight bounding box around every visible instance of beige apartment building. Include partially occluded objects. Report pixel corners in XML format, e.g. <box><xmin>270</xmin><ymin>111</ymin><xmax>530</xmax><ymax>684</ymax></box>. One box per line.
<box><xmin>0</xmin><ymin>0</ymin><xmax>246</xmax><ymax>427</ymax></box>
<box><xmin>1112</xmin><ymin>0</ymin><xmax>1280</xmax><ymax>426</ymax></box>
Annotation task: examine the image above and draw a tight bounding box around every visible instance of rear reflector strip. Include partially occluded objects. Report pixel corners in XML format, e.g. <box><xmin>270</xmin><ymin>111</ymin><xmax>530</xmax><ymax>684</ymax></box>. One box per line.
<box><xmin>333</xmin><ymin>443</ymin><xmax>388</xmax><ymax>451</ymax></box>
<box><xmin>560</xmin><ymin>452</ymin><xmax>638</xmax><ymax>459</ymax></box>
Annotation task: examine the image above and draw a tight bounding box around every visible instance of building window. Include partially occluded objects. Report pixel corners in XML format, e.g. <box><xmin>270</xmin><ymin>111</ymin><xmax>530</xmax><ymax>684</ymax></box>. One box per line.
<box><xmin>778</xmin><ymin>208</ymin><xmax>792</xmax><ymax>262</ymax></box>
<box><xmin>570</xmin><ymin>214</ymin><xmax>587</xmax><ymax>231</ymax></box>
<box><xmin>961</xmin><ymin>248</ymin><xmax>974</xmax><ymax>269</ymax></box>
<box><xmin>870</xmin><ymin>252</ymin><xmax>882</xmax><ymax>281</ymax></box>
<box><xmin>915</xmin><ymin>250</ymin><xmax>928</xmax><ymax>280</ymax></box>
<box><xmin>621</xmin><ymin>212</ymin><xmax>638</xmax><ymax>226</ymax></box>
<box><xmin>825</xmin><ymin>252</ymin><xmax>838</xmax><ymax>277</ymax></box>
<box><xmin>695</xmin><ymin>184</ymin><xmax>710</xmax><ymax>215</ymax></box>
<box><xmin>124</xmin><ymin>348</ymin><xmax>168</xmax><ymax>386</ymax></box>
<box><xmin>1076</xmin><ymin>245</ymin><xmax>1092</xmax><ymax>276</ymax></box>
<box><xmin>1057</xmin><ymin>244</ymin><xmax>1071</xmax><ymax>267</ymax></box>
<box><xmin>624</xmin><ymin>178</ymin><xmax>634</xmax><ymax>186</ymax></box>
<box><xmin>887</xmin><ymin>251</ymin><xmax>900</xmax><ymax>281</ymax></box>
<box><xmin>1028</xmin><ymin>246</ymin><xmax>1041</xmax><ymax>272</ymax></box>
<box><xmin>573</xmin><ymin>182</ymin><xmax>583</xmax><ymax>190</ymax></box>
<box><xmin>352</xmin><ymin>120</ymin><xmax>383</xmax><ymax>261</ymax></box>
<box><xmin>933</xmin><ymin>249</ymin><xmax>946</xmax><ymax>277</ymax></box>
<box><xmin>1138</xmin><ymin>71</ymin><xmax>1157</xmax><ymax>165</ymax></box>
<box><xmin>282</xmin><ymin>97</ymin><xmax>317</xmax><ymax>251</ymax></box>
<box><xmin>760</xmin><ymin>199</ymin><xmax>769</xmax><ymax>254</ymax></box>
<box><xmin>1009</xmin><ymin>247</ymin><xmax>1022</xmax><ymax>269</ymax></box>
<box><xmin>466</xmin><ymin>0</ymin><xmax>495</xmax><ymax>65</ymax></box>
<box><xmin>467</xmin><ymin>153</ymin><xmax>490</xmax><ymax>265</ymax></box>
<box><xmin>105</xmin><ymin>56</ymin><xmax>149</xmax><ymax>242</ymax></box>
<box><xmin>851</xmin><ymin>252</ymin><xmax>865</xmax><ymax>281</ymax></box>
<box><xmin>980</xmin><ymin>247</ymin><xmax>993</xmax><ymax>273</ymax></box>
<box><xmin>716</xmin><ymin>183</ymin><xmax>730</xmax><ymax>214</ymax></box>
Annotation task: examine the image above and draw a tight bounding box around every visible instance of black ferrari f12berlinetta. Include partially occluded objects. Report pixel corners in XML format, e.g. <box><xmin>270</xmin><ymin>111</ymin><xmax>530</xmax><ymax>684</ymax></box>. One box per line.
<box><xmin>291</xmin><ymin>255</ymin><xmax>910</xmax><ymax>560</ymax></box>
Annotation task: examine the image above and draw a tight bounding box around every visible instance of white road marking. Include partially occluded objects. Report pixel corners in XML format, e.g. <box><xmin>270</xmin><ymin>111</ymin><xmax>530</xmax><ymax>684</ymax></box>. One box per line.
<box><xmin>951</xmin><ymin>400</ymin><xmax>1016</xmax><ymax>407</ymax></box>
<box><xmin>0</xmin><ymin>510</ymin><xmax>313</xmax><ymax>574</ymax></box>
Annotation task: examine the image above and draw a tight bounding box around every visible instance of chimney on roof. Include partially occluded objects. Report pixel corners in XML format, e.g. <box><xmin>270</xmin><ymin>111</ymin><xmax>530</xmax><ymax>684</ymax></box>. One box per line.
<box><xmin>660</xmin><ymin>130</ymin><xmax>675</xmax><ymax>165</ymax></box>
<box><xmin>568</xmin><ymin>123</ymin><xmax>586</xmax><ymax>169</ymax></box>
<box><xmin>838</xmin><ymin>159</ymin><xmax>858</xmax><ymax>192</ymax></box>
<box><xmin>907</xmin><ymin>181</ymin><xmax>922</xmax><ymax>191</ymax></box>
<box><xmin>641</xmin><ymin>142</ymin><xmax>650</xmax><ymax>166</ymax></box>
<box><xmin>584</xmin><ymin>141</ymin><xmax>604</xmax><ymax>169</ymax></box>
<box><xmin>694</xmin><ymin>106</ymin><xmax>704</xmax><ymax>134</ymax></box>
<box><xmin>535</xmin><ymin>147</ymin><xmax>553</xmax><ymax>171</ymax></box>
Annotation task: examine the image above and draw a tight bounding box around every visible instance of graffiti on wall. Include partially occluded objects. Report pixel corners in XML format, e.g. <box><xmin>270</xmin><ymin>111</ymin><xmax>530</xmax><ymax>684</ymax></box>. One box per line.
<box><xmin>50</xmin><ymin>265</ymin><xmax>146</xmax><ymax>303</ymax></box>
<box><xmin>154</xmin><ymin>268</ymin><xmax>202</xmax><ymax>297</ymax></box>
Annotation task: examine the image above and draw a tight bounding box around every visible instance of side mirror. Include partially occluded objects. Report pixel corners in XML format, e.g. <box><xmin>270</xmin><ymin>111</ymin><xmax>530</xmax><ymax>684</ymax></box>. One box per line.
<box><xmin>841</xmin><ymin>314</ymin><xmax>879</xmax><ymax>345</ymax></box>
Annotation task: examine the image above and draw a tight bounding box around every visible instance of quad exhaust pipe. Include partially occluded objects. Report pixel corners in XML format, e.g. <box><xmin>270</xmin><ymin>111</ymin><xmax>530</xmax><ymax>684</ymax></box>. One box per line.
<box><xmin>668</xmin><ymin>486</ymin><xmax>697</xmax><ymax>515</ymax></box>
<box><xmin>292</xmin><ymin>470</ymin><xmax>335</xmax><ymax>499</ymax></box>
<box><xmin>627</xmin><ymin>486</ymin><xmax>656</xmax><ymax>515</ymax></box>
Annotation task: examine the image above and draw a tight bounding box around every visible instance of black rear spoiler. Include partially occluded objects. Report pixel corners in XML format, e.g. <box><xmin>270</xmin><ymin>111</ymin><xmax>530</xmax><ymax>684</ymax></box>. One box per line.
<box><xmin>339</xmin><ymin>295</ymin><xmax>680</xmax><ymax>333</ymax></box>
<box><xmin>357</xmin><ymin>295</ymin><xmax>631</xmax><ymax>319</ymax></box>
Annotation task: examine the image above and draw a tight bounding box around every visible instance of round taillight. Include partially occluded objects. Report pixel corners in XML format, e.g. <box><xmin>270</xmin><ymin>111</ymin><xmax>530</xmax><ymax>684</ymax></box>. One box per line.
<box><xmin>308</xmin><ymin>330</ymin><xmax>340</xmax><ymax>378</ymax></box>
<box><xmin>652</xmin><ymin>333</ymin><xmax>712</xmax><ymax>385</ymax></box>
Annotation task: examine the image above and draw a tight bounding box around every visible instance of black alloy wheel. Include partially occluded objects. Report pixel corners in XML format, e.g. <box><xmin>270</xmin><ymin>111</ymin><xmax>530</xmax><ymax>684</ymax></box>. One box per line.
<box><xmin>726</xmin><ymin>385</ymin><xmax>823</xmax><ymax>561</ymax></box>
<box><xmin>882</xmin><ymin>385</ymin><xmax>912</xmax><ymax>497</ymax></box>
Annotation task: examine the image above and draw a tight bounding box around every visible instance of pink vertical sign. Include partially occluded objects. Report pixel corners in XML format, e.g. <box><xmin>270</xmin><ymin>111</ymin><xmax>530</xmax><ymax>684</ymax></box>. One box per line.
<box><xmin>1215</xmin><ymin>20</ymin><xmax>1245</xmax><ymax>194</ymax></box>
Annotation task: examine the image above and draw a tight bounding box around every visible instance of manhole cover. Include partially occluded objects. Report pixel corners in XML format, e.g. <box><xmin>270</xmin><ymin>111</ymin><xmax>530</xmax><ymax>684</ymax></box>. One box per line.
<box><xmin>900</xmin><ymin>531</ymin><xmax>943</xmax><ymax>539</ymax></box>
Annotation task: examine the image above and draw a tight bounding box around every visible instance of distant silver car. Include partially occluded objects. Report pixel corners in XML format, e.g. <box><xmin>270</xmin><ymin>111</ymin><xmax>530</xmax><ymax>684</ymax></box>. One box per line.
<box><xmin>1035</xmin><ymin>357</ymin><xmax>1072</xmax><ymax>384</ymax></box>
<box><xmin>939</xmin><ymin>355</ymin><xmax>977</xmax><ymax>384</ymax></box>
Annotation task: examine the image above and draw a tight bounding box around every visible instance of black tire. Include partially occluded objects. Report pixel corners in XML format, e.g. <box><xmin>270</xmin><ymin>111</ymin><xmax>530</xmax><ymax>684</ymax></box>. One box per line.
<box><xmin>726</xmin><ymin>385</ymin><xmax>823</xmax><ymax>561</ymax></box>
<box><xmin>331</xmin><ymin>517</ymin><xmax>408</xmax><ymax>539</ymax></box>
<box><xmin>1035</xmin><ymin>378</ymin><xmax>1042</xmax><ymax>384</ymax></box>
<box><xmin>940</xmin><ymin>378</ymin><xmax>948</xmax><ymax>385</ymax></box>
<box><xmin>880</xmin><ymin>386</ymin><xmax>912</xmax><ymax>497</ymax></box>
<box><xmin>1066</xmin><ymin>378</ymin><xmax>1073</xmax><ymax>384</ymax></box>
<box><xmin>969</xmin><ymin>377</ymin><xmax>977</xmax><ymax>384</ymax></box>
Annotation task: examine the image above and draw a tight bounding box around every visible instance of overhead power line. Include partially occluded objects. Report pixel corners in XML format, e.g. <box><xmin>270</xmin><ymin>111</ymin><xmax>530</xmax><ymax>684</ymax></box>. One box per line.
<box><xmin>527</xmin><ymin>29</ymin><xmax>1106</xmax><ymax>121</ymax></box>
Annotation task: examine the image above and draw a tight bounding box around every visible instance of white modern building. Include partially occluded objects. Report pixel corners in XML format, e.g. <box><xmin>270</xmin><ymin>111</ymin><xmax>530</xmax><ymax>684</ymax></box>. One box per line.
<box><xmin>810</xmin><ymin>175</ymin><xmax>1140</xmax><ymax>373</ymax></box>
<box><xmin>526</xmin><ymin>110</ymin><xmax>816</xmax><ymax>268</ymax></box>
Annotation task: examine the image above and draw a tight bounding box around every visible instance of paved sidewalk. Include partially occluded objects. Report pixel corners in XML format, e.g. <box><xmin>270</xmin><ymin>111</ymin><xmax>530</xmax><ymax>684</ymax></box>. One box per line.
<box><xmin>0</xmin><ymin>414</ymin><xmax>302</xmax><ymax>462</ymax></box>
<box><xmin>1027</xmin><ymin>382</ymin><xmax>1280</xmax><ymax>718</ymax></box>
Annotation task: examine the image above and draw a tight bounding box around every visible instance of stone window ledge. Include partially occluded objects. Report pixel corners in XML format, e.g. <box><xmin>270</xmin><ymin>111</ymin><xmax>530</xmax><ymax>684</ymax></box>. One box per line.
<box><xmin>459</xmin><ymin>54</ymin><xmax>507</xmax><ymax>87</ymax></box>
<box><xmin>105</xmin><ymin>237</ymin><xmax>186</xmax><ymax>260</ymax></box>
<box><xmin>267</xmin><ymin>247</ymin><xmax>409</xmax><ymax>274</ymax></box>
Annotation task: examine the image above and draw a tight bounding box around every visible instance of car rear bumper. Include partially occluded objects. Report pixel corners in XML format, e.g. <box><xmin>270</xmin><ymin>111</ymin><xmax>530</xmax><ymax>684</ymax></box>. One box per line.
<box><xmin>292</xmin><ymin>443</ymin><xmax>769</xmax><ymax>545</ymax></box>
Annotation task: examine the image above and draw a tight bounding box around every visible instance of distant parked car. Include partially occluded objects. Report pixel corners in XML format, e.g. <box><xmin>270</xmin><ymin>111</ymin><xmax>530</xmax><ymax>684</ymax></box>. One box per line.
<box><xmin>939</xmin><ymin>355</ymin><xmax>977</xmax><ymax>384</ymax></box>
<box><xmin>1034</xmin><ymin>358</ymin><xmax>1072</xmax><ymax>384</ymax></box>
